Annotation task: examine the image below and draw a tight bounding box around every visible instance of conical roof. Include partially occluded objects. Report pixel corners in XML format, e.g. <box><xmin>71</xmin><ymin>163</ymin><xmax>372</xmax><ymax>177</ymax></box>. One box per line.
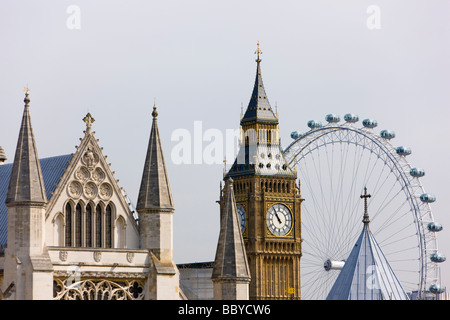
<box><xmin>136</xmin><ymin>105</ymin><xmax>174</xmax><ymax>212</ymax></box>
<box><xmin>240</xmin><ymin>42</ymin><xmax>278</xmax><ymax>125</ymax></box>
<box><xmin>6</xmin><ymin>92</ymin><xmax>47</xmax><ymax>204</ymax></box>
<box><xmin>326</xmin><ymin>188</ymin><xmax>409</xmax><ymax>300</ymax></box>
<box><xmin>212</xmin><ymin>178</ymin><xmax>251</xmax><ymax>282</ymax></box>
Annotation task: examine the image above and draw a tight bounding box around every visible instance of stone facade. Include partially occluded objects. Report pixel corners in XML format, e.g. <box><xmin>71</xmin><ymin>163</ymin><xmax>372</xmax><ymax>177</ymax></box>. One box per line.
<box><xmin>0</xmin><ymin>94</ymin><xmax>181</xmax><ymax>300</ymax></box>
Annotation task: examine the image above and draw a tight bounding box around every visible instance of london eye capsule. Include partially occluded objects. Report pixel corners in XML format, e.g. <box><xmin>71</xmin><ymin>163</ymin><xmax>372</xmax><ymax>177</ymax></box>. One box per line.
<box><xmin>420</xmin><ymin>193</ymin><xmax>436</xmax><ymax>203</ymax></box>
<box><xmin>362</xmin><ymin>118</ymin><xmax>378</xmax><ymax>129</ymax></box>
<box><xmin>380</xmin><ymin>130</ymin><xmax>396</xmax><ymax>140</ymax></box>
<box><xmin>429</xmin><ymin>284</ymin><xmax>446</xmax><ymax>294</ymax></box>
<box><xmin>396</xmin><ymin>146</ymin><xmax>412</xmax><ymax>156</ymax></box>
<box><xmin>410</xmin><ymin>168</ymin><xmax>425</xmax><ymax>178</ymax></box>
<box><xmin>344</xmin><ymin>113</ymin><xmax>359</xmax><ymax>123</ymax></box>
<box><xmin>291</xmin><ymin>131</ymin><xmax>299</xmax><ymax>139</ymax></box>
<box><xmin>307</xmin><ymin>120</ymin><xmax>323</xmax><ymax>129</ymax></box>
<box><xmin>325</xmin><ymin>114</ymin><xmax>340</xmax><ymax>123</ymax></box>
<box><xmin>427</xmin><ymin>222</ymin><xmax>443</xmax><ymax>232</ymax></box>
<box><xmin>430</xmin><ymin>252</ymin><xmax>446</xmax><ymax>263</ymax></box>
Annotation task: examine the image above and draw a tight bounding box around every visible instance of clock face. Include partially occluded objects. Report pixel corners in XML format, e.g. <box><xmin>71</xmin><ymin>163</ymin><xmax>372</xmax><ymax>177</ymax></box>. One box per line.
<box><xmin>236</xmin><ymin>204</ymin><xmax>246</xmax><ymax>233</ymax></box>
<box><xmin>266</xmin><ymin>204</ymin><xmax>292</xmax><ymax>236</ymax></box>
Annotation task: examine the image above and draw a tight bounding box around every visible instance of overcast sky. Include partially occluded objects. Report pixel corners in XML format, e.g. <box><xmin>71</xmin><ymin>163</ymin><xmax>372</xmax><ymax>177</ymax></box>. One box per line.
<box><xmin>1</xmin><ymin>1</ymin><xmax>449</xmax><ymax>292</ymax></box>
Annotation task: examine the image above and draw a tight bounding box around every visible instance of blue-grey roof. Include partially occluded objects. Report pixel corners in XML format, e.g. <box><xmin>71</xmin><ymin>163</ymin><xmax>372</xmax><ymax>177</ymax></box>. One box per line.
<box><xmin>0</xmin><ymin>154</ymin><xmax>72</xmax><ymax>250</ymax></box>
<box><xmin>240</xmin><ymin>58</ymin><xmax>278</xmax><ymax>125</ymax></box>
<box><xmin>326</xmin><ymin>224</ymin><xmax>409</xmax><ymax>300</ymax></box>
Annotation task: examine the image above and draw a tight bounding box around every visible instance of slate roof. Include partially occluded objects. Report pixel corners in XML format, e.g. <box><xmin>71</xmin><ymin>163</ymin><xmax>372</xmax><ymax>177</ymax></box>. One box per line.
<box><xmin>211</xmin><ymin>178</ymin><xmax>250</xmax><ymax>282</ymax></box>
<box><xmin>240</xmin><ymin>56</ymin><xmax>278</xmax><ymax>125</ymax></box>
<box><xmin>6</xmin><ymin>92</ymin><xmax>47</xmax><ymax>204</ymax></box>
<box><xmin>136</xmin><ymin>106</ymin><xmax>174</xmax><ymax>212</ymax></box>
<box><xmin>0</xmin><ymin>154</ymin><xmax>73</xmax><ymax>250</ymax></box>
<box><xmin>225</xmin><ymin>53</ymin><xmax>296</xmax><ymax>179</ymax></box>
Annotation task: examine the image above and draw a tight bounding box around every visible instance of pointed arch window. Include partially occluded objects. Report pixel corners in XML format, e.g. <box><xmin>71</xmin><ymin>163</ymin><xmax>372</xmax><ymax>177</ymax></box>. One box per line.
<box><xmin>63</xmin><ymin>201</ymin><xmax>117</xmax><ymax>249</ymax></box>
<box><xmin>95</xmin><ymin>204</ymin><xmax>102</xmax><ymax>248</ymax></box>
<box><xmin>65</xmin><ymin>203</ymin><xmax>72</xmax><ymax>247</ymax></box>
<box><xmin>85</xmin><ymin>203</ymin><xmax>93</xmax><ymax>247</ymax></box>
<box><xmin>105</xmin><ymin>204</ymin><xmax>112</xmax><ymax>248</ymax></box>
<box><xmin>75</xmin><ymin>203</ymin><xmax>82</xmax><ymax>247</ymax></box>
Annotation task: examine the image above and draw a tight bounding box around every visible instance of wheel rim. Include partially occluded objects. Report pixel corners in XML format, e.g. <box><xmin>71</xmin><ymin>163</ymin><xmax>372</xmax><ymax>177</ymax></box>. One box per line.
<box><xmin>284</xmin><ymin>120</ymin><xmax>441</xmax><ymax>300</ymax></box>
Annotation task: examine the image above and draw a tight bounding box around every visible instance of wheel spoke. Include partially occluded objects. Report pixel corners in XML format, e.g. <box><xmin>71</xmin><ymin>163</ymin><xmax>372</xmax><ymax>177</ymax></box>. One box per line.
<box><xmin>284</xmin><ymin>122</ymin><xmax>440</xmax><ymax>300</ymax></box>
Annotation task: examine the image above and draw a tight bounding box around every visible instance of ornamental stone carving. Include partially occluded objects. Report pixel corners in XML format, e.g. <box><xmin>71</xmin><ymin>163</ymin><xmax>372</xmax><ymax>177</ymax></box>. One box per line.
<box><xmin>82</xmin><ymin>146</ymin><xmax>99</xmax><ymax>169</ymax></box>
<box><xmin>67</xmin><ymin>181</ymin><xmax>83</xmax><ymax>199</ymax></box>
<box><xmin>84</xmin><ymin>182</ymin><xmax>98</xmax><ymax>199</ymax></box>
<box><xmin>59</xmin><ymin>251</ymin><xmax>68</xmax><ymax>262</ymax></box>
<box><xmin>92</xmin><ymin>167</ymin><xmax>106</xmax><ymax>183</ymax></box>
<box><xmin>53</xmin><ymin>279</ymin><xmax>145</xmax><ymax>300</ymax></box>
<box><xmin>94</xmin><ymin>251</ymin><xmax>102</xmax><ymax>262</ymax></box>
<box><xmin>99</xmin><ymin>182</ymin><xmax>113</xmax><ymax>200</ymax></box>
<box><xmin>127</xmin><ymin>252</ymin><xmax>134</xmax><ymax>263</ymax></box>
<box><xmin>75</xmin><ymin>166</ymin><xmax>90</xmax><ymax>182</ymax></box>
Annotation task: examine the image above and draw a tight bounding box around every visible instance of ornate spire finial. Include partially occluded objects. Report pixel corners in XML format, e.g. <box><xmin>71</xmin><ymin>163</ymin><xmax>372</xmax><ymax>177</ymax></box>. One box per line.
<box><xmin>255</xmin><ymin>41</ymin><xmax>262</xmax><ymax>62</ymax></box>
<box><xmin>24</xmin><ymin>86</ymin><xmax>30</xmax><ymax>105</ymax></box>
<box><xmin>0</xmin><ymin>145</ymin><xmax>7</xmax><ymax>164</ymax></box>
<box><xmin>83</xmin><ymin>113</ymin><xmax>95</xmax><ymax>132</ymax></box>
<box><xmin>152</xmin><ymin>98</ymin><xmax>158</xmax><ymax>118</ymax></box>
<box><xmin>360</xmin><ymin>186</ymin><xmax>372</xmax><ymax>225</ymax></box>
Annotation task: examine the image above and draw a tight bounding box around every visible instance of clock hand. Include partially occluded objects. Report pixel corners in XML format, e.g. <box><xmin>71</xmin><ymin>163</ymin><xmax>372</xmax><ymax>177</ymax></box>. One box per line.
<box><xmin>274</xmin><ymin>211</ymin><xmax>282</xmax><ymax>224</ymax></box>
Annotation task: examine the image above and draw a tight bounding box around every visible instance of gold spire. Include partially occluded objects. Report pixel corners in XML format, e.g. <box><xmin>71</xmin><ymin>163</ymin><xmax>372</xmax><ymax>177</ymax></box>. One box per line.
<box><xmin>255</xmin><ymin>41</ymin><xmax>262</xmax><ymax>62</ymax></box>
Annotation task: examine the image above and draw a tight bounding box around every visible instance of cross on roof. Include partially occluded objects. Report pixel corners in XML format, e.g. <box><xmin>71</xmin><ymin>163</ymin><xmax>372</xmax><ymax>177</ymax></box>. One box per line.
<box><xmin>83</xmin><ymin>113</ymin><xmax>95</xmax><ymax>132</ymax></box>
<box><xmin>360</xmin><ymin>186</ymin><xmax>371</xmax><ymax>225</ymax></box>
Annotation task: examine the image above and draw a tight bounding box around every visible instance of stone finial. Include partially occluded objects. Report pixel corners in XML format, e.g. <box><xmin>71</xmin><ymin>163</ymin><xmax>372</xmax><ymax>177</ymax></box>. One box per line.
<box><xmin>83</xmin><ymin>113</ymin><xmax>95</xmax><ymax>133</ymax></box>
<box><xmin>0</xmin><ymin>146</ymin><xmax>7</xmax><ymax>164</ymax></box>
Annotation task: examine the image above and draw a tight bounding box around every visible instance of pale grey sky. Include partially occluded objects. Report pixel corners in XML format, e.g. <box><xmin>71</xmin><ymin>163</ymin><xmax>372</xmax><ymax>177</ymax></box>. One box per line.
<box><xmin>1</xmin><ymin>0</ymin><xmax>449</xmax><ymax>293</ymax></box>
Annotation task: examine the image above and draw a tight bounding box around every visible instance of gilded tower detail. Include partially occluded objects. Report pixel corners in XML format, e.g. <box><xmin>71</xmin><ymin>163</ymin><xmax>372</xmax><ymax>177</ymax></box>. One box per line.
<box><xmin>221</xmin><ymin>44</ymin><xmax>302</xmax><ymax>300</ymax></box>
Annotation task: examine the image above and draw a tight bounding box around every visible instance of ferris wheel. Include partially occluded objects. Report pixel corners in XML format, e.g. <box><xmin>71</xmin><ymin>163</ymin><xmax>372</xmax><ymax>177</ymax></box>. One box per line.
<box><xmin>283</xmin><ymin>113</ymin><xmax>445</xmax><ymax>300</ymax></box>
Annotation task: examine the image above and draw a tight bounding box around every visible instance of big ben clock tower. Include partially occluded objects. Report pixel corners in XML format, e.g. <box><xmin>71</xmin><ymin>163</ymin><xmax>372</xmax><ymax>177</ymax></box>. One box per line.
<box><xmin>220</xmin><ymin>43</ymin><xmax>302</xmax><ymax>300</ymax></box>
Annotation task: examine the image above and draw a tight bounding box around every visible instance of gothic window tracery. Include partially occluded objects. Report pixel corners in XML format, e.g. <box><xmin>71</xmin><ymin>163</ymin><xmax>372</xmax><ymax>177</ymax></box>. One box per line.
<box><xmin>53</xmin><ymin>279</ymin><xmax>144</xmax><ymax>300</ymax></box>
<box><xmin>64</xmin><ymin>200</ymin><xmax>115</xmax><ymax>249</ymax></box>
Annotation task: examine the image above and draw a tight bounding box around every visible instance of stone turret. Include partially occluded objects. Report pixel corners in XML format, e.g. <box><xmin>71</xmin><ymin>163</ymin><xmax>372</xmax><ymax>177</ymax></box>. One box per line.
<box><xmin>212</xmin><ymin>178</ymin><xmax>251</xmax><ymax>300</ymax></box>
<box><xmin>136</xmin><ymin>103</ymin><xmax>180</xmax><ymax>299</ymax></box>
<box><xmin>2</xmin><ymin>91</ymin><xmax>53</xmax><ymax>300</ymax></box>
